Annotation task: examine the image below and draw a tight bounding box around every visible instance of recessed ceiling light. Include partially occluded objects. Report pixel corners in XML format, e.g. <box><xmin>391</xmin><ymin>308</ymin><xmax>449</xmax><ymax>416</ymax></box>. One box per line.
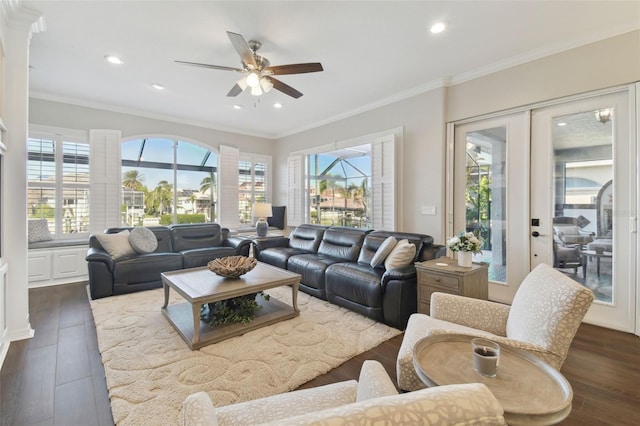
<box><xmin>557</xmin><ymin>122</ymin><xmax>567</xmax><ymax>127</ymax></box>
<box><xmin>151</xmin><ymin>83</ymin><xmax>165</xmax><ymax>90</ymax></box>
<box><xmin>273</xmin><ymin>103</ymin><xmax>283</xmax><ymax>109</ymax></box>
<box><xmin>105</xmin><ymin>55</ymin><xmax>124</xmax><ymax>65</ymax></box>
<box><xmin>233</xmin><ymin>104</ymin><xmax>243</xmax><ymax>110</ymax></box>
<box><xmin>430</xmin><ymin>22</ymin><xmax>446</xmax><ymax>34</ymax></box>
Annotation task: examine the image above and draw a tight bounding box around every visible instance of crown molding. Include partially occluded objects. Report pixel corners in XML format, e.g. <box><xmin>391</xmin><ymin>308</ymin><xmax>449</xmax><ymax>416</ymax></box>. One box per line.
<box><xmin>29</xmin><ymin>91</ymin><xmax>276</xmax><ymax>140</ymax></box>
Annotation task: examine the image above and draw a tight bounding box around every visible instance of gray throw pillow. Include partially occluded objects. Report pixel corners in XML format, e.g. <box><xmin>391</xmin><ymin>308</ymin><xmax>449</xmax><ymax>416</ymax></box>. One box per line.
<box><xmin>129</xmin><ymin>227</ymin><xmax>158</xmax><ymax>254</ymax></box>
<box><xmin>370</xmin><ymin>236</ymin><xmax>397</xmax><ymax>268</ymax></box>
<box><xmin>28</xmin><ymin>219</ymin><xmax>53</xmax><ymax>243</ymax></box>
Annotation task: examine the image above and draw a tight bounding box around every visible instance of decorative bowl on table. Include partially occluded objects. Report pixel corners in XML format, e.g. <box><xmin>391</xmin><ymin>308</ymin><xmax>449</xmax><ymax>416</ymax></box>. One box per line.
<box><xmin>207</xmin><ymin>256</ymin><xmax>257</xmax><ymax>278</ymax></box>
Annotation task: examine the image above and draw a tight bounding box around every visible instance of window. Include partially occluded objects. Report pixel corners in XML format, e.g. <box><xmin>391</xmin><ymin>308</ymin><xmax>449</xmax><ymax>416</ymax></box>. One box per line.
<box><xmin>307</xmin><ymin>145</ymin><xmax>371</xmax><ymax>228</ymax></box>
<box><xmin>239</xmin><ymin>157</ymin><xmax>268</xmax><ymax>224</ymax></box>
<box><xmin>27</xmin><ymin>135</ymin><xmax>90</xmax><ymax>237</ymax></box>
<box><xmin>121</xmin><ymin>138</ymin><xmax>218</xmax><ymax>226</ymax></box>
<box><xmin>288</xmin><ymin>130</ymin><xmax>397</xmax><ymax>230</ymax></box>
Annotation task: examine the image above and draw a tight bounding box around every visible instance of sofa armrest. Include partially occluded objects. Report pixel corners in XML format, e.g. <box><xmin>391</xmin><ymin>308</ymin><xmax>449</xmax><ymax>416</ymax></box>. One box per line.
<box><xmin>214</xmin><ymin>380</ymin><xmax>357</xmax><ymax>425</ymax></box>
<box><xmin>267</xmin><ymin>383</ymin><xmax>505</xmax><ymax>426</ymax></box>
<box><xmin>431</xmin><ymin>293</ymin><xmax>510</xmax><ymax>336</ymax></box>
<box><xmin>182</xmin><ymin>392</ymin><xmax>217</xmax><ymax>426</ymax></box>
<box><xmin>223</xmin><ymin>236</ymin><xmax>251</xmax><ymax>256</ymax></box>
<box><xmin>381</xmin><ymin>265</ymin><xmax>416</xmax><ymax>285</ymax></box>
<box><xmin>356</xmin><ymin>360</ymin><xmax>398</xmax><ymax>401</ymax></box>
<box><xmin>252</xmin><ymin>236</ymin><xmax>290</xmax><ymax>258</ymax></box>
<box><xmin>86</xmin><ymin>247</ymin><xmax>114</xmax><ymax>270</ymax></box>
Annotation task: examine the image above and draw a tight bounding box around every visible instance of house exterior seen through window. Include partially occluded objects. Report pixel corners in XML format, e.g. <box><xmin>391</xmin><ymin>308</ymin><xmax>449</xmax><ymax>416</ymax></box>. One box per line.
<box><xmin>121</xmin><ymin>138</ymin><xmax>218</xmax><ymax>226</ymax></box>
<box><xmin>27</xmin><ymin>136</ymin><xmax>90</xmax><ymax>237</ymax></box>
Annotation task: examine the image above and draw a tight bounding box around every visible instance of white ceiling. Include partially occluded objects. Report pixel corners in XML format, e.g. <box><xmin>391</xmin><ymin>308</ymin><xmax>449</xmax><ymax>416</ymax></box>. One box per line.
<box><xmin>23</xmin><ymin>1</ymin><xmax>640</xmax><ymax>139</ymax></box>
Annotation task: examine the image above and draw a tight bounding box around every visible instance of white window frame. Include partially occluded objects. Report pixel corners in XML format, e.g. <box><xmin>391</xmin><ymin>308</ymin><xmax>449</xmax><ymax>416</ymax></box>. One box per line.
<box><xmin>239</xmin><ymin>153</ymin><xmax>272</xmax><ymax>225</ymax></box>
<box><xmin>28</xmin><ymin>125</ymin><xmax>90</xmax><ymax>239</ymax></box>
<box><xmin>288</xmin><ymin>127</ymin><xmax>402</xmax><ymax>230</ymax></box>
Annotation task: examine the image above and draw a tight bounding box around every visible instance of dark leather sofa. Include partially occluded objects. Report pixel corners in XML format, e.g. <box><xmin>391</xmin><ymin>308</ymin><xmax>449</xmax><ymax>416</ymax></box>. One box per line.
<box><xmin>87</xmin><ymin>223</ymin><xmax>250</xmax><ymax>299</ymax></box>
<box><xmin>253</xmin><ymin>225</ymin><xmax>445</xmax><ymax>329</ymax></box>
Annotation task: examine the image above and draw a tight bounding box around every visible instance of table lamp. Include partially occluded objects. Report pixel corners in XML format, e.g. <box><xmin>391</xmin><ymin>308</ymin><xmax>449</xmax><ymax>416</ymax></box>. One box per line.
<box><xmin>252</xmin><ymin>202</ymin><xmax>273</xmax><ymax>237</ymax></box>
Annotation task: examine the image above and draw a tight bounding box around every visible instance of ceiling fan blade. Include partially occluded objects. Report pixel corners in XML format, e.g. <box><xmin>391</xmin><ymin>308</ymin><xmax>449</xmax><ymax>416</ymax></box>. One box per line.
<box><xmin>226</xmin><ymin>83</ymin><xmax>244</xmax><ymax>97</ymax></box>
<box><xmin>175</xmin><ymin>60</ymin><xmax>243</xmax><ymax>72</ymax></box>
<box><xmin>227</xmin><ymin>31</ymin><xmax>258</xmax><ymax>69</ymax></box>
<box><xmin>270</xmin><ymin>77</ymin><xmax>303</xmax><ymax>99</ymax></box>
<box><xmin>264</xmin><ymin>63</ymin><xmax>324</xmax><ymax>75</ymax></box>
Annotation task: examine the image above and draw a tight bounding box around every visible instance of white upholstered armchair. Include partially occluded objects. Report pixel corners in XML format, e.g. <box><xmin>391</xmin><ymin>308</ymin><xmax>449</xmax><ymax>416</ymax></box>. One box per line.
<box><xmin>397</xmin><ymin>263</ymin><xmax>594</xmax><ymax>391</ymax></box>
<box><xmin>183</xmin><ymin>360</ymin><xmax>505</xmax><ymax>425</ymax></box>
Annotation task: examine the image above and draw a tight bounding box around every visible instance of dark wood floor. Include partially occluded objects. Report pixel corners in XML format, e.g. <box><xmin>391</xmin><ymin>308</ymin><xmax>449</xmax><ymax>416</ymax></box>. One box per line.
<box><xmin>2</xmin><ymin>282</ymin><xmax>639</xmax><ymax>425</ymax></box>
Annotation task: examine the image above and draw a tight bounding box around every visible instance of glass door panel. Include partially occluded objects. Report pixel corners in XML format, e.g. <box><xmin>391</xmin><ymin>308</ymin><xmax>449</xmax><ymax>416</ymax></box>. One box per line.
<box><xmin>531</xmin><ymin>90</ymin><xmax>635</xmax><ymax>332</ymax></box>
<box><xmin>465</xmin><ymin>128</ymin><xmax>507</xmax><ymax>283</ymax></box>
<box><xmin>452</xmin><ymin>113</ymin><xmax>530</xmax><ymax>304</ymax></box>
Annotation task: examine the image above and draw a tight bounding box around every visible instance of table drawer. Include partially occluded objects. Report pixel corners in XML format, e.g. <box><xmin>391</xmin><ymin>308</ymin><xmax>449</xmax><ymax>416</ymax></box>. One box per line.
<box><xmin>421</xmin><ymin>274</ymin><xmax>460</xmax><ymax>291</ymax></box>
<box><xmin>421</xmin><ymin>286</ymin><xmax>460</xmax><ymax>303</ymax></box>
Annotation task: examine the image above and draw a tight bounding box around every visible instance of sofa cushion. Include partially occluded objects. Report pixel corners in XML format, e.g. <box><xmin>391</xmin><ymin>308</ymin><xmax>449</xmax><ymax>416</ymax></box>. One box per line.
<box><xmin>181</xmin><ymin>247</ymin><xmax>237</xmax><ymax>269</ymax></box>
<box><xmin>287</xmin><ymin>254</ymin><xmax>345</xmax><ymax>298</ymax></box>
<box><xmin>259</xmin><ymin>247</ymin><xmax>310</xmax><ymax>270</ymax></box>
<box><xmin>171</xmin><ymin>223</ymin><xmax>224</xmax><ymax>252</ymax></box>
<box><xmin>129</xmin><ymin>227</ymin><xmax>158</xmax><ymax>254</ymax></box>
<box><xmin>370</xmin><ymin>236</ymin><xmax>397</xmax><ymax>268</ymax></box>
<box><xmin>96</xmin><ymin>230</ymin><xmax>136</xmax><ymax>260</ymax></box>
<box><xmin>384</xmin><ymin>239</ymin><xmax>416</xmax><ymax>270</ymax></box>
<box><xmin>317</xmin><ymin>228</ymin><xmax>367</xmax><ymax>262</ymax></box>
<box><xmin>28</xmin><ymin>219</ymin><xmax>53</xmax><ymax>244</ymax></box>
<box><xmin>326</xmin><ymin>263</ymin><xmax>385</xmax><ymax>309</ymax></box>
<box><xmin>288</xmin><ymin>224</ymin><xmax>327</xmax><ymax>252</ymax></box>
<box><xmin>113</xmin><ymin>252</ymin><xmax>183</xmax><ymax>284</ymax></box>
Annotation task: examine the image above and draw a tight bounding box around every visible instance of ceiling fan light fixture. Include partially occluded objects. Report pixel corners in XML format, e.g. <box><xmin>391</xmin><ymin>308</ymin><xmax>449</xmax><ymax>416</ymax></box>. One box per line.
<box><xmin>595</xmin><ymin>108</ymin><xmax>612</xmax><ymax>124</ymax></box>
<box><xmin>260</xmin><ymin>77</ymin><xmax>273</xmax><ymax>93</ymax></box>
<box><xmin>251</xmin><ymin>85</ymin><xmax>263</xmax><ymax>96</ymax></box>
<box><xmin>246</xmin><ymin>71</ymin><xmax>260</xmax><ymax>88</ymax></box>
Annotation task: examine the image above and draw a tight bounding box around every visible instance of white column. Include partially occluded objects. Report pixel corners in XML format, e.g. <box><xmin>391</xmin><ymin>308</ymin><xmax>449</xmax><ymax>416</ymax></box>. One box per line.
<box><xmin>2</xmin><ymin>3</ymin><xmax>44</xmax><ymax>344</ymax></box>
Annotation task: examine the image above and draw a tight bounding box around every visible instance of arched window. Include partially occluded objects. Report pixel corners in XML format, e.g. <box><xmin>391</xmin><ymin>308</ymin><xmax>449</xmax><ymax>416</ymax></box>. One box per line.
<box><xmin>121</xmin><ymin>137</ymin><xmax>218</xmax><ymax>226</ymax></box>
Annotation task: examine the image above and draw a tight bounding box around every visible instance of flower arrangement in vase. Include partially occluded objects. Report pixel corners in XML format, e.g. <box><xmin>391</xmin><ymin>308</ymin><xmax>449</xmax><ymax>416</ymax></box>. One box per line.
<box><xmin>447</xmin><ymin>231</ymin><xmax>483</xmax><ymax>267</ymax></box>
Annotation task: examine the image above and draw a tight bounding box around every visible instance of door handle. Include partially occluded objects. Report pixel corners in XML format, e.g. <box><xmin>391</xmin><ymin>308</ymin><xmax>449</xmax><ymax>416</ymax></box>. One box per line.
<box><xmin>531</xmin><ymin>231</ymin><xmax>541</xmax><ymax>237</ymax></box>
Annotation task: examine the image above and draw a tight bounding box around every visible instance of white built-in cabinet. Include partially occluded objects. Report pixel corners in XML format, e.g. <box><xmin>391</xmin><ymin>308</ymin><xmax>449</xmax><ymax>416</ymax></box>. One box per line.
<box><xmin>28</xmin><ymin>246</ymin><xmax>88</xmax><ymax>287</ymax></box>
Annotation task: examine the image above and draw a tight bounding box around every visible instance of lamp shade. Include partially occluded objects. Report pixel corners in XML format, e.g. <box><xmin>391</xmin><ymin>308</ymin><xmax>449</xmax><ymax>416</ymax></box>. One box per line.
<box><xmin>252</xmin><ymin>202</ymin><xmax>273</xmax><ymax>218</ymax></box>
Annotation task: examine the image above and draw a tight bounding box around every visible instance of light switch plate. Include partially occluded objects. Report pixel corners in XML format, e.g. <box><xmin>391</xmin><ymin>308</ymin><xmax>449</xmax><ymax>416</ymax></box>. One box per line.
<box><xmin>421</xmin><ymin>205</ymin><xmax>437</xmax><ymax>215</ymax></box>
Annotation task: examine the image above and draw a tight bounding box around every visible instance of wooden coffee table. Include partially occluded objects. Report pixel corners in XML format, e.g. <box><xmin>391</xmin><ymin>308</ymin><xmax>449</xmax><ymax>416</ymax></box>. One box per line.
<box><xmin>161</xmin><ymin>262</ymin><xmax>300</xmax><ymax>350</ymax></box>
<box><xmin>413</xmin><ymin>334</ymin><xmax>572</xmax><ymax>425</ymax></box>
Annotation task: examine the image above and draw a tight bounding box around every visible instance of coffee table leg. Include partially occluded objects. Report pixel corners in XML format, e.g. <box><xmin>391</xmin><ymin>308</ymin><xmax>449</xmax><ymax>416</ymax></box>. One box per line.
<box><xmin>162</xmin><ymin>280</ymin><xmax>170</xmax><ymax>309</ymax></box>
<box><xmin>291</xmin><ymin>282</ymin><xmax>300</xmax><ymax>313</ymax></box>
<box><xmin>192</xmin><ymin>303</ymin><xmax>201</xmax><ymax>347</ymax></box>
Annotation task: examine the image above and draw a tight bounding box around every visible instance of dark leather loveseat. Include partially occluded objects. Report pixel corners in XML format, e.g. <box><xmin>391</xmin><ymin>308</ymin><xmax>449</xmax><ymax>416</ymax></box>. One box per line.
<box><xmin>87</xmin><ymin>223</ymin><xmax>250</xmax><ymax>299</ymax></box>
<box><xmin>253</xmin><ymin>224</ymin><xmax>444</xmax><ymax>329</ymax></box>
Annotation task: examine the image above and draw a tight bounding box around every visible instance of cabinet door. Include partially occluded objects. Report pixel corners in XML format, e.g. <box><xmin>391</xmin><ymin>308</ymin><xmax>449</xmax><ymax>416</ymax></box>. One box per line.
<box><xmin>28</xmin><ymin>251</ymin><xmax>52</xmax><ymax>282</ymax></box>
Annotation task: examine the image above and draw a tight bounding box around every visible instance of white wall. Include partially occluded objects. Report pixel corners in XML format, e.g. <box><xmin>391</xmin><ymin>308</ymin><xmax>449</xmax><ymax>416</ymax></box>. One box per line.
<box><xmin>29</xmin><ymin>98</ymin><xmax>275</xmax><ymax>155</ymax></box>
<box><xmin>272</xmin><ymin>30</ymin><xmax>640</xmax><ymax>246</ymax></box>
<box><xmin>446</xmin><ymin>30</ymin><xmax>640</xmax><ymax>122</ymax></box>
<box><xmin>274</xmin><ymin>88</ymin><xmax>447</xmax><ymax>242</ymax></box>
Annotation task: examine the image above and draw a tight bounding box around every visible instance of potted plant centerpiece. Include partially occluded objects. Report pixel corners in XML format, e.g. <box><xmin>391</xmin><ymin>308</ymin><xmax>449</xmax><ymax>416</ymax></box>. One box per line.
<box><xmin>447</xmin><ymin>231</ymin><xmax>483</xmax><ymax>267</ymax></box>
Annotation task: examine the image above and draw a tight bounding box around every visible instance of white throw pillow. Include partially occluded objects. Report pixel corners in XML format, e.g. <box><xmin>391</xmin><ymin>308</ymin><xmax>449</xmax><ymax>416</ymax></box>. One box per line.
<box><xmin>28</xmin><ymin>219</ymin><xmax>53</xmax><ymax>243</ymax></box>
<box><xmin>370</xmin><ymin>236</ymin><xmax>397</xmax><ymax>268</ymax></box>
<box><xmin>384</xmin><ymin>239</ymin><xmax>416</xmax><ymax>270</ymax></box>
<box><xmin>95</xmin><ymin>230</ymin><xmax>136</xmax><ymax>260</ymax></box>
<box><xmin>129</xmin><ymin>227</ymin><xmax>158</xmax><ymax>254</ymax></box>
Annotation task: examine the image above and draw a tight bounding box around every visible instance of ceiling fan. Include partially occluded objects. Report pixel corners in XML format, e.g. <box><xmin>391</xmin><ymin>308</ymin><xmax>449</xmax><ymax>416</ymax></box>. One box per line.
<box><xmin>175</xmin><ymin>31</ymin><xmax>323</xmax><ymax>99</ymax></box>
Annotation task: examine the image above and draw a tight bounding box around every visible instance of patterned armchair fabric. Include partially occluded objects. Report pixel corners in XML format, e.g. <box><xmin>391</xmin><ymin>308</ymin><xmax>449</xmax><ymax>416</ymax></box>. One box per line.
<box><xmin>182</xmin><ymin>360</ymin><xmax>505</xmax><ymax>426</ymax></box>
<box><xmin>397</xmin><ymin>263</ymin><xmax>594</xmax><ymax>391</ymax></box>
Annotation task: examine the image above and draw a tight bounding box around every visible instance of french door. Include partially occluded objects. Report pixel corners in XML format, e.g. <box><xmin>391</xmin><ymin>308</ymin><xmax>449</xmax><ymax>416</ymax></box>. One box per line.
<box><xmin>449</xmin><ymin>86</ymin><xmax>637</xmax><ymax>332</ymax></box>
<box><xmin>530</xmin><ymin>89</ymin><xmax>636</xmax><ymax>332</ymax></box>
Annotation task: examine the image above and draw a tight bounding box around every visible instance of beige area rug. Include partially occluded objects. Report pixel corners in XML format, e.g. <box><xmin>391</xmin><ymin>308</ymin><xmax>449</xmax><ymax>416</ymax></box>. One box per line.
<box><xmin>90</xmin><ymin>286</ymin><xmax>402</xmax><ymax>425</ymax></box>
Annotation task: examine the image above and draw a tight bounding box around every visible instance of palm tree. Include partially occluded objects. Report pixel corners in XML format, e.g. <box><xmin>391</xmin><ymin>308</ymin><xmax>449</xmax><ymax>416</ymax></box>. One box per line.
<box><xmin>122</xmin><ymin>169</ymin><xmax>144</xmax><ymax>190</ymax></box>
